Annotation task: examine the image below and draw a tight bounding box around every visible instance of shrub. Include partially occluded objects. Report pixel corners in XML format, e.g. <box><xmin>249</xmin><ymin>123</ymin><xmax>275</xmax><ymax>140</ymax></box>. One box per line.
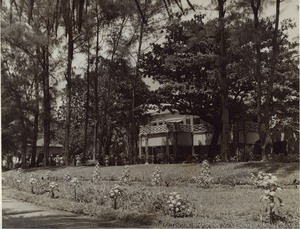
<box><xmin>152</xmin><ymin>166</ymin><xmax>163</xmax><ymax>186</ymax></box>
<box><xmin>45</xmin><ymin>170</ymin><xmax>54</xmax><ymax>181</ymax></box>
<box><xmin>251</xmin><ymin>171</ymin><xmax>285</xmax><ymax>224</ymax></box>
<box><xmin>197</xmin><ymin>160</ymin><xmax>212</xmax><ymax>188</ymax></box>
<box><xmin>48</xmin><ymin>182</ymin><xmax>59</xmax><ymax>198</ymax></box>
<box><xmin>119</xmin><ymin>165</ymin><xmax>130</xmax><ymax>183</ymax></box>
<box><xmin>109</xmin><ymin>184</ymin><xmax>124</xmax><ymax>209</ymax></box>
<box><xmin>29</xmin><ymin>172</ymin><xmax>38</xmax><ymax>194</ymax></box>
<box><xmin>166</xmin><ymin>192</ymin><xmax>192</xmax><ymax>218</ymax></box>
<box><xmin>250</xmin><ymin>171</ymin><xmax>278</xmax><ymax>189</ymax></box>
<box><xmin>92</xmin><ymin>163</ymin><xmax>101</xmax><ymax>183</ymax></box>
<box><xmin>69</xmin><ymin>177</ymin><xmax>81</xmax><ymax>201</ymax></box>
<box><xmin>63</xmin><ymin>172</ymin><xmax>72</xmax><ymax>182</ymax></box>
<box><xmin>16</xmin><ymin>168</ymin><xmax>23</xmax><ymax>190</ymax></box>
<box><xmin>213</xmin><ymin>155</ymin><xmax>222</xmax><ymax>163</ymax></box>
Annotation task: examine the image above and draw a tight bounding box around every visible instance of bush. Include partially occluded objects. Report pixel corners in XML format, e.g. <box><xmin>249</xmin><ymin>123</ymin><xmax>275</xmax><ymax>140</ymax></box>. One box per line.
<box><xmin>92</xmin><ymin>163</ymin><xmax>101</xmax><ymax>183</ymax></box>
<box><xmin>197</xmin><ymin>160</ymin><xmax>212</xmax><ymax>188</ymax></box>
<box><xmin>48</xmin><ymin>182</ymin><xmax>59</xmax><ymax>198</ymax></box>
<box><xmin>251</xmin><ymin>171</ymin><xmax>286</xmax><ymax>224</ymax></box>
<box><xmin>109</xmin><ymin>184</ymin><xmax>124</xmax><ymax>209</ymax></box>
<box><xmin>166</xmin><ymin>192</ymin><xmax>193</xmax><ymax>218</ymax></box>
<box><xmin>70</xmin><ymin>177</ymin><xmax>81</xmax><ymax>201</ymax></box>
<box><xmin>119</xmin><ymin>165</ymin><xmax>130</xmax><ymax>183</ymax></box>
<box><xmin>151</xmin><ymin>166</ymin><xmax>163</xmax><ymax>186</ymax></box>
<box><xmin>29</xmin><ymin>172</ymin><xmax>38</xmax><ymax>194</ymax></box>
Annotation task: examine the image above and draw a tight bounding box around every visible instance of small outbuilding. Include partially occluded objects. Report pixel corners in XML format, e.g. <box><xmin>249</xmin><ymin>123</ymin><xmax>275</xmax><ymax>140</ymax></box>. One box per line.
<box><xmin>27</xmin><ymin>138</ymin><xmax>64</xmax><ymax>164</ymax></box>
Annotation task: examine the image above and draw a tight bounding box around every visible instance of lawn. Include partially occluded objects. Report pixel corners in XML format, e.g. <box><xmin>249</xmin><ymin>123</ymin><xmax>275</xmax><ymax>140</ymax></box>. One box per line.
<box><xmin>2</xmin><ymin>162</ymin><xmax>300</xmax><ymax>228</ymax></box>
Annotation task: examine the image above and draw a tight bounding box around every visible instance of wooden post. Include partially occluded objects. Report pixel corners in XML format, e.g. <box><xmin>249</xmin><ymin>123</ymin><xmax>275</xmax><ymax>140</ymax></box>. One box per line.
<box><xmin>243</xmin><ymin>120</ymin><xmax>247</xmax><ymax>161</ymax></box>
<box><xmin>138</xmin><ymin>135</ymin><xmax>142</xmax><ymax>158</ymax></box>
<box><xmin>174</xmin><ymin>125</ymin><xmax>177</xmax><ymax>162</ymax></box>
<box><xmin>145</xmin><ymin>135</ymin><xmax>149</xmax><ymax>164</ymax></box>
<box><xmin>166</xmin><ymin>132</ymin><xmax>170</xmax><ymax>156</ymax></box>
<box><xmin>191</xmin><ymin>117</ymin><xmax>195</xmax><ymax>157</ymax></box>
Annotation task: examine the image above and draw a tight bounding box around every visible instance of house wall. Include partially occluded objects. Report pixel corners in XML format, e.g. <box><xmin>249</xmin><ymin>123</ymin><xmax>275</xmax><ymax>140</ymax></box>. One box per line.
<box><xmin>193</xmin><ymin>131</ymin><xmax>259</xmax><ymax>146</ymax></box>
<box><xmin>193</xmin><ymin>133</ymin><xmax>220</xmax><ymax>146</ymax></box>
<box><xmin>27</xmin><ymin>146</ymin><xmax>64</xmax><ymax>158</ymax></box>
<box><xmin>177</xmin><ymin>132</ymin><xmax>193</xmax><ymax>145</ymax></box>
<box><xmin>141</xmin><ymin>134</ymin><xmax>172</xmax><ymax>147</ymax></box>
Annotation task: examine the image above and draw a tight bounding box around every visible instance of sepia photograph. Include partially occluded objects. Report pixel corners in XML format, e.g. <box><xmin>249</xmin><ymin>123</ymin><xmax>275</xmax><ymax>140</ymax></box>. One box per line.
<box><xmin>1</xmin><ymin>0</ymin><xmax>299</xmax><ymax>228</ymax></box>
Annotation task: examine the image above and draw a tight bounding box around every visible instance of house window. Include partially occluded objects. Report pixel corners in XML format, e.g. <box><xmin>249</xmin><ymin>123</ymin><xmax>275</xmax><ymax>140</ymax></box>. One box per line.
<box><xmin>194</xmin><ymin>118</ymin><xmax>201</xmax><ymax>124</ymax></box>
<box><xmin>186</xmin><ymin>118</ymin><xmax>191</xmax><ymax>125</ymax></box>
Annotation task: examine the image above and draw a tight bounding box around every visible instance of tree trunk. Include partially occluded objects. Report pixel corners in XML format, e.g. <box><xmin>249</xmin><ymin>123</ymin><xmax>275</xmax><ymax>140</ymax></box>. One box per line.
<box><xmin>130</xmin><ymin>17</ymin><xmax>145</xmax><ymax>164</ymax></box>
<box><xmin>83</xmin><ymin>1</ymin><xmax>91</xmax><ymax>163</ymax></box>
<box><xmin>21</xmin><ymin>133</ymin><xmax>27</xmax><ymax>169</ymax></box>
<box><xmin>208</xmin><ymin>125</ymin><xmax>221</xmax><ymax>162</ymax></box>
<box><xmin>262</xmin><ymin>0</ymin><xmax>280</xmax><ymax>160</ymax></box>
<box><xmin>17</xmin><ymin>95</ymin><xmax>28</xmax><ymax>169</ymax></box>
<box><xmin>93</xmin><ymin>3</ymin><xmax>100</xmax><ymax>162</ymax></box>
<box><xmin>251</xmin><ymin>0</ymin><xmax>267</xmax><ymax>161</ymax></box>
<box><xmin>31</xmin><ymin>72</ymin><xmax>39</xmax><ymax>167</ymax></box>
<box><xmin>64</xmin><ymin>2</ymin><xmax>74</xmax><ymax>165</ymax></box>
<box><xmin>217</xmin><ymin>0</ymin><xmax>229</xmax><ymax>162</ymax></box>
<box><xmin>42</xmin><ymin>47</ymin><xmax>50</xmax><ymax>167</ymax></box>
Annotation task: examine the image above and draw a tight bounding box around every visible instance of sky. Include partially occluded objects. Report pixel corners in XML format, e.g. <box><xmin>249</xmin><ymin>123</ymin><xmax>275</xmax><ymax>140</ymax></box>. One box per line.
<box><xmin>68</xmin><ymin>0</ymin><xmax>299</xmax><ymax>94</ymax></box>
<box><xmin>143</xmin><ymin>0</ymin><xmax>299</xmax><ymax>91</ymax></box>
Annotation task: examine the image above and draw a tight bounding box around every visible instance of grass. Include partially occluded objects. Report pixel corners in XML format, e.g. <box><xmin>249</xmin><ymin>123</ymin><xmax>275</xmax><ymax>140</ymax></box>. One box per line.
<box><xmin>9</xmin><ymin>162</ymin><xmax>299</xmax><ymax>185</ymax></box>
<box><xmin>2</xmin><ymin>162</ymin><xmax>300</xmax><ymax>228</ymax></box>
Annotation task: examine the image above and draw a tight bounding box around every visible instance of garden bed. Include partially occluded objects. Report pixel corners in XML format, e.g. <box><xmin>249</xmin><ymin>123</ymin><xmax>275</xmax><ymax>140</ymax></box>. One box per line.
<box><xmin>2</xmin><ymin>162</ymin><xmax>300</xmax><ymax>228</ymax></box>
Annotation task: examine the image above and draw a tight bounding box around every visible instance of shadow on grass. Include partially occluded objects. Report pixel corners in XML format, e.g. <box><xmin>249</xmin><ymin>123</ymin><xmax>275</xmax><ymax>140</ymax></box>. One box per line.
<box><xmin>3</xmin><ymin>210</ymin><xmax>151</xmax><ymax>228</ymax></box>
<box><xmin>3</xmin><ymin>209</ymin><xmax>44</xmax><ymax>216</ymax></box>
<box><xmin>234</xmin><ymin>162</ymin><xmax>299</xmax><ymax>175</ymax></box>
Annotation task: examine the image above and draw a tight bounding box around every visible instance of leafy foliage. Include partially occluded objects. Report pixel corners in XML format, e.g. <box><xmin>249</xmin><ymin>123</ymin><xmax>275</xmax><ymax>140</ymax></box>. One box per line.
<box><xmin>166</xmin><ymin>192</ymin><xmax>193</xmax><ymax>217</ymax></box>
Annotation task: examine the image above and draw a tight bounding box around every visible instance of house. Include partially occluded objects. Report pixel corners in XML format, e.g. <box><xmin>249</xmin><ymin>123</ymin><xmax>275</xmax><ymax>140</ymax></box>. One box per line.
<box><xmin>138</xmin><ymin>109</ymin><xmax>259</xmax><ymax>163</ymax></box>
<box><xmin>27</xmin><ymin>138</ymin><xmax>64</xmax><ymax>164</ymax></box>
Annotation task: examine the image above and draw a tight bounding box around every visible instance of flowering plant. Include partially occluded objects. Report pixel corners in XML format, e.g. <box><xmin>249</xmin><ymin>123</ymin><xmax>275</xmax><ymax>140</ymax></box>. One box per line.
<box><xmin>45</xmin><ymin>171</ymin><xmax>54</xmax><ymax>181</ymax></box>
<box><xmin>197</xmin><ymin>160</ymin><xmax>212</xmax><ymax>188</ymax></box>
<box><xmin>251</xmin><ymin>171</ymin><xmax>284</xmax><ymax>224</ymax></box>
<box><xmin>166</xmin><ymin>192</ymin><xmax>192</xmax><ymax>217</ymax></box>
<box><xmin>152</xmin><ymin>166</ymin><xmax>163</xmax><ymax>186</ymax></box>
<box><xmin>70</xmin><ymin>177</ymin><xmax>80</xmax><ymax>188</ymax></box>
<box><xmin>214</xmin><ymin>155</ymin><xmax>222</xmax><ymax>162</ymax></box>
<box><xmin>119</xmin><ymin>165</ymin><xmax>130</xmax><ymax>183</ymax></box>
<box><xmin>92</xmin><ymin>163</ymin><xmax>101</xmax><ymax>183</ymax></box>
<box><xmin>63</xmin><ymin>172</ymin><xmax>72</xmax><ymax>182</ymax></box>
<box><xmin>109</xmin><ymin>185</ymin><xmax>124</xmax><ymax>209</ymax></box>
<box><xmin>48</xmin><ymin>182</ymin><xmax>59</xmax><ymax>198</ymax></box>
<box><xmin>70</xmin><ymin>177</ymin><xmax>81</xmax><ymax>200</ymax></box>
<box><xmin>29</xmin><ymin>172</ymin><xmax>38</xmax><ymax>194</ymax></box>
<box><xmin>250</xmin><ymin>171</ymin><xmax>278</xmax><ymax>189</ymax></box>
<box><xmin>16</xmin><ymin>168</ymin><xmax>22</xmax><ymax>189</ymax></box>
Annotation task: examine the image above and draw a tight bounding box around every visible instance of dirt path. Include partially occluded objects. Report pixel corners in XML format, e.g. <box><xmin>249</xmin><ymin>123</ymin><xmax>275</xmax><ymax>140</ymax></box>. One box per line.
<box><xmin>2</xmin><ymin>195</ymin><xmax>147</xmax><ymax>228</ymax></box>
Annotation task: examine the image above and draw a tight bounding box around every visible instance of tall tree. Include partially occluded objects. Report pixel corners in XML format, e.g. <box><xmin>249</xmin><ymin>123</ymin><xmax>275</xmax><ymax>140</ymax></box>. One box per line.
<box><xmin>216</xmin><ymin>0</ymin><xmax>230</xmax><ymax>161</ymax></box>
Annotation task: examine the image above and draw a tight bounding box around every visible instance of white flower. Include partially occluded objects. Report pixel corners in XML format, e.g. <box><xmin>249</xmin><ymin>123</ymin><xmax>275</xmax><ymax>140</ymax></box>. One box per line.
<box><xmin>269</xmin><ymin>191</ymin><xmax>276</xmax><ymax>196</ymax></box>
